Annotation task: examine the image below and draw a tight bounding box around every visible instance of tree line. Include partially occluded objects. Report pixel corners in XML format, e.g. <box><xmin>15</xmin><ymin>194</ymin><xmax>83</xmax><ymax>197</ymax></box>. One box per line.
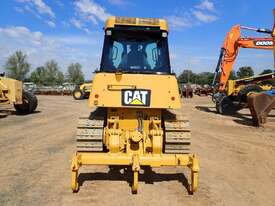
<box><xmin>3</xmin><ymin>50</ymin><xmax>85</xmax><ymax>85</ymax></box>
<box><xmin>178</xmin><ymin>66</ymin><xmax>275</xmax><ymax>86</ymax></box>
<box><xmin>3</xmin><ymin>50</ymin><xmax>274</xmax><ymax>86</ymax></box>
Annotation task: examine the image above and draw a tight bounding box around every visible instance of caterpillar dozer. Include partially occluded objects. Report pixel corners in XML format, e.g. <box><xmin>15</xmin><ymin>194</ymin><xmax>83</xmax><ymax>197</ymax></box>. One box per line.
<box><xmin>0</xmin><ymin>73</ymin><xmax>38</xmax><ymax>115</ymax></box>
<box><xmin>71</xmin><ymin>17</ymin><xmax>199</xmax><ymax>194</ymax></box>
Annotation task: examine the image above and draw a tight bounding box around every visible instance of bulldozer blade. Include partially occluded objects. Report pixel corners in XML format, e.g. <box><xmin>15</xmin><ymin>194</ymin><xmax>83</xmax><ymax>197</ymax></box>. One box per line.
<box><xmin>247</xmin><ymin>92</ymin><xmax>275</xmax><ymax>127</ymax></box>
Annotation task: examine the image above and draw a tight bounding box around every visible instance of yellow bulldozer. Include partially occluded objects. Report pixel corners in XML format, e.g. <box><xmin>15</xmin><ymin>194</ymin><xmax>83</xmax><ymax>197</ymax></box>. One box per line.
<box><xmin>72</xmin><ymin>83</ymin><xmax>92</xmax><ymax>100</ymax></box>
<box><xmin>71</xmin><ymin>17</ymin><xmax>199</xmax><ymax>194</ymax></box>
<box><xmin>0</xmin><ymin>73</ymin><xmax>38</xmax><ymax>115</ymax></box>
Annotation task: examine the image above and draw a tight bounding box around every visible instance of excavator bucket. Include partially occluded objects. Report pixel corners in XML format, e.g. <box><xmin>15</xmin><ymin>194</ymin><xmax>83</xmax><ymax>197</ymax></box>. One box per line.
<box><xmin>247</xmin><ymin>92</ymin><xmax>275</xmax><ymax>126</ymax></box>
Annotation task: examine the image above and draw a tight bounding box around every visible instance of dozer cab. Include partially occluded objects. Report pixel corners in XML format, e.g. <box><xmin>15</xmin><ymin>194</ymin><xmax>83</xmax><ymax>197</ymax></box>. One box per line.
<box><xmin>0</xmin><ymin>73</ymin><xmax>37</xmax><ymax>115</ymax></box>
<box><xmin>71</xmin><ymin>17</ymin><xmax>199</xmax><ymax>194</ymax></box>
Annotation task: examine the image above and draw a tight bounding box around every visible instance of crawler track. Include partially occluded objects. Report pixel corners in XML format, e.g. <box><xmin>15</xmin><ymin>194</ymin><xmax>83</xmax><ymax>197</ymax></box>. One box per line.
<box><xmin>163</xmin><ymin>109</ymin><xmax>191</xmax><ymax>154</ymax></box>
<box><xmin>76</xmin><ymin>118</ymin><xmax>104</xmax><ymax>152</ymax></box>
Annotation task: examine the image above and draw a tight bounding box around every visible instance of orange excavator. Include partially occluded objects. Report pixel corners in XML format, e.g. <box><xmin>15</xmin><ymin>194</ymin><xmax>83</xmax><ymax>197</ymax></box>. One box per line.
<box><xmin>212</xmin><ymin>24</ymin><xmax>275</xmax><ymax>119</ymax></box>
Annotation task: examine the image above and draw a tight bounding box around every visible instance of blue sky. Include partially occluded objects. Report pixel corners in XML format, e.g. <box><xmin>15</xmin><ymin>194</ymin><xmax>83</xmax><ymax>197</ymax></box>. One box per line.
<box><xmin>0</xmin><ymin>0</ymin><xmax>274</xmax><ymax>79</ymax></box>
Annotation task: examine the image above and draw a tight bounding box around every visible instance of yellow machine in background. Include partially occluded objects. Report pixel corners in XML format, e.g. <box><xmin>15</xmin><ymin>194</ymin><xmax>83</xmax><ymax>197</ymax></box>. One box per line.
<box><xmin>0</xmin><ymin>74</ymin><xmax>38</xmax><ymax>114</ymax></box>
<box><xmin>72</xmin><ymin>83</ymin><xmax>92</xmax><ymax>100</ymax></box>
<box><xmin>215</xmin><ymin>72</ymin><xmax>275</xmax><ymax>114</ymax></box>
<box><xmin>225</xmin><ymin>73</ymin><xmax>274</xmax><ymax>98</ymax></box>
<box><xmin>71</xmin><ymin>17</ymin><xmax>199</xmax><ymax>194</ymax></box>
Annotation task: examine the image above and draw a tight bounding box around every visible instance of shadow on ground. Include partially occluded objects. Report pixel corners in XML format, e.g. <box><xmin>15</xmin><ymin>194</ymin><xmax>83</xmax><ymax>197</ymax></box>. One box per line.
<box><xmin>78</xmin><ymin>166</ymin><xmax>190</xmax><ymax>193</ymax></box>
<box><xmin>195</xmin><ymin>106</ymin><xmax>256</xmax><ymax>126</ymax></box>
<box><xmin>0</xmin><ymin>110</ymin><xmax>41</xmax><ymax>118</ymax></box>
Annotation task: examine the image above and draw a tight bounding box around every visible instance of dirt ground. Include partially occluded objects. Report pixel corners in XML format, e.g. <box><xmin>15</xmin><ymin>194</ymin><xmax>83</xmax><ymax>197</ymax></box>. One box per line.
<box><xmin>0</xmin><ymin>95</ymin><xmax>275</xmax><ymax>206</ymax></box>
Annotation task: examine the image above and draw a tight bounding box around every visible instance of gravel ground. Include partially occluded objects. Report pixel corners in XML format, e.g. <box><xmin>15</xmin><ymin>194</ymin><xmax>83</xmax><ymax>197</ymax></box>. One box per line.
<box><xmin>0</xmin><ymin>95</ymin><xmax>274</xmax><ymax>206</ymax></box>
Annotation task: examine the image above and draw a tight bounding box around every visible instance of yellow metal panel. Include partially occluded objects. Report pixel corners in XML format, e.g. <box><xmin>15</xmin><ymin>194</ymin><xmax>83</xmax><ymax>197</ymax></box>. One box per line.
<box><xmin>105</xmin><ymin>16</ymin><xmax>169</xmax><ymax>32</ymax></box>
<box><xmin>89</xmin><ymin>73</ymin><xmax>181</xmax><ymax>109</ymax></box>
<box><xmin>107</xmin><ymin>108</ymin><xmax>161</xmax><ymax>130</ymax></box>
<box><xmin>77</xmin><ymin>152</ymin><xmax>193</xmax><ymax>167</ymax></box>
<box><xmin>260</xmin><ymin>85</ymin><xmax>272</xmax><ymax>91</ymax></box>
<box><xmin>79</xmin><ymin>83</ymin><xmax>92</xmax><ymax>92</ymax></box>
<box><xmin>226</xmin><ymin>80</ymin><xmax>237</xmax><ymax>96</ymax></box>
<box><xmin>0</xmin><ymin>77</ymin><xmax>22</xmax><ymax>104</ymax></box>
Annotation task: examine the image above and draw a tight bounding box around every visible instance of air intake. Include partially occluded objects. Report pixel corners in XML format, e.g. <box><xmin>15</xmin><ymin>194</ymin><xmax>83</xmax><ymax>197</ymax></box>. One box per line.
<box><xmin>115</xmin><ymin>17</ymin><xmax>137</xmax><ymax>25</ymax></box>
<box><xmin>115</xmin><ymin>17</ymin><xmax>160</xmax><ymax>26</ymax></box>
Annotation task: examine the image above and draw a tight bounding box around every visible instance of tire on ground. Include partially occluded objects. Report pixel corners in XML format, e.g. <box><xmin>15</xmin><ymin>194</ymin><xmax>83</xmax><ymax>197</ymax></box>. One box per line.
<box><xmin>215</xmin><ymin>93</ymin><xmax>242</xmax><ymax>115</ymax></box>
<box><xmin>14</xmin><ymin>91</ymin><xmax>38</xmax><ymax>114</ymax></box>
<box><xmin>216</xmin><ymin>95</ymin><xmax>235</xmax><ymax>115</ymax></box>
<box><xmin>73</xmin><ymin>88</ymin><xmax>84</xmax><ymax>100</ymax></box>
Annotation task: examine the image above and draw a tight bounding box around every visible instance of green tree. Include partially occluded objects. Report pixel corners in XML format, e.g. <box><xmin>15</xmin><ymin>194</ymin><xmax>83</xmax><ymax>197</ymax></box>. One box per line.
<box><xmin>56</xmin><ymin>71</ymin><xmax>64</xmax><ymax>85</ymax></box>
<box><xmin>44</xmin><ymin>60</ymin><xmax>64</xmax><ymax>85</ymax></box>
<box><xmin>4</xmin><ymin>50</ymin><xmax>30</xmax><ymax>81</ymax></box>
<box><xmin>236</xmin><ymin>66</ymin><xmax>254</xmax><ymax>79</ymax></box>
<box><xmin>66</xmin><ymin>63</ymin><xmax>85</xmax><ymax>84</ymax></box>
<box><xmin>259</xmin><ymin>69</ymin><xmax>275</xmax><ymax>86</ymax></box>
<box><xmin>30</xmin><ymin>66</ymin><xmax>47</xmax><ymax>85</ymax></box>
<box><xmin>178</xmin><ymin>70</ymin><xmax>196</xmax><ymax>83</ymax></box>
<box><xmin>196</xmin><ymin>72</ymin><xmax>214</xmax><ymax>85</ymax></box>
<box><xmin>260</xmin><ymin>69</ymin><xmax>273</xmax><ymax>75</ymax></box>
<box><xmin>229</xmin><ymin>70</ymin><xmax>237</xmax><ymax>80</ymax></box>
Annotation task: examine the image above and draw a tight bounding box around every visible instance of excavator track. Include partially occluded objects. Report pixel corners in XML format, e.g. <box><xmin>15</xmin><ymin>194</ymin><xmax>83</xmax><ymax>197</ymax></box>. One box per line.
<box><xmin>163</xmin><ymin>109</ymin><xmax>191</xmax><ymax>154</ymax></box>
<box><xmin>76</xmin><ymin>108</ymin><xmax>105</xmax><ymax>152</ymax></box>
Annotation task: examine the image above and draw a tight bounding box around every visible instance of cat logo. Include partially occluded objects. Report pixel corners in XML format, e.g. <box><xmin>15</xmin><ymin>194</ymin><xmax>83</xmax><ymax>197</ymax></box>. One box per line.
<box><xmin>122</xmin><ymin>89</ymin><xmax>151</xmax><ymax>106</ymax></box>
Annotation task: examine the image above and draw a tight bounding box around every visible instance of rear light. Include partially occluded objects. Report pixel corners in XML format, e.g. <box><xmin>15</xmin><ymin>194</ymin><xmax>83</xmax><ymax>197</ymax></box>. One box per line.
<box><xmin>95</xmin><ymin>94</ymin><xmax>99</xmax><ymax>98</ymax></box>
<box><xmin>171</xmin><ymin>96</ymin><xmax>175</xmax><ymax>101</ymax></box>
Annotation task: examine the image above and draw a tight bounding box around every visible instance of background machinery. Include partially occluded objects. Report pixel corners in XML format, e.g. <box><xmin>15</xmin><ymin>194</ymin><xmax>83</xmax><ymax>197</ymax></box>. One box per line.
<box><xmin>72</xmin><ymin>83</ymin><xmax>92</xmax><ymax>100</ymax></box>
<box><xmin>71</xmin><ymin>17</ymin><xmax>199</xmax><ymax>194</ymax></box>
<box><xmin>0</xmin><ymin>73</ymin><xmax>38</xmax><ymax>115</ymax></box>
<box><xmin>212</xmin><ymin>24</ymin><xmax>275</xmax><ymax>118</ymax></box>
<box><xmin>246</xmin><ymin>9</ymin><xmax>275</xmax><ymax>126</ymax></box>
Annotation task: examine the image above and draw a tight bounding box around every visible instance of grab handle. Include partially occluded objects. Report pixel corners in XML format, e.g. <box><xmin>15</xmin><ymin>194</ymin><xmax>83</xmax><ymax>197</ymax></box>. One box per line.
<box><xmin>107</xmin><ymin>84</ymin><xmax>136</xmax><ymax>91</ymax></box>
